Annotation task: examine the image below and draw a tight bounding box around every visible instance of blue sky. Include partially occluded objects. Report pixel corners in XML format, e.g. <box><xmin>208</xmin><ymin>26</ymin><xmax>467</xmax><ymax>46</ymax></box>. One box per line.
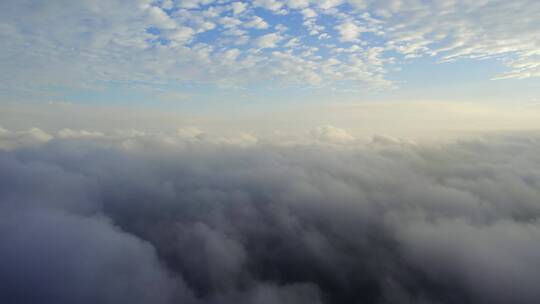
<box><xmin>0</xmin><ymin>0</ymin><xmax>539</xmax><ymax>112</ymax></box>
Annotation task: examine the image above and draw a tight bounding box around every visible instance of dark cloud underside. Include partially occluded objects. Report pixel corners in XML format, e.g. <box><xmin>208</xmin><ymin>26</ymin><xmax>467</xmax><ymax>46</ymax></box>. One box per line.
<box><xmin>1</xmin><ymin>134</ymin><xmax>540</xmax><ymax>304</ymax></box>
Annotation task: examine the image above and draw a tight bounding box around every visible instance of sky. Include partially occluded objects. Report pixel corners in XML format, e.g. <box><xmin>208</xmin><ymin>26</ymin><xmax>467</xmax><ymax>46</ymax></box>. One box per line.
<box><xmin>1</xmin><ymin>0</ymin><xmax>539</xmax><ymax>111</ymax></box>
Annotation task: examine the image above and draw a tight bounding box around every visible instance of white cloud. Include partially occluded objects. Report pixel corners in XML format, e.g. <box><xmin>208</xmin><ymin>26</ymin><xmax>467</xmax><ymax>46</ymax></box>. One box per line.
<box><xmin>0</xmin><ymin>127</ymin><xmax>52</xmax><ymax>151</ymax></box>
<box><xmin>178</xmin><ymin>0</ymin><xmax>216</xmax><ymax>9</ymax></box>
<box><xmin>160</xmin><ymin>0</ymin><xmax>174</xmax><ymax>10</ymax></box>
<box><xmin>219</xmin><ymin>16</ymin><xmax>242</xmax><ymax>28</ymax></box>
<box><xmin>310</xmin><ymin>125</ymin><xmax>355</xmax><ymax>143</ymax></box>
<box><xmin>301</xmin><ymin>8</ymin><xmax>317</xmax><ymax>19</ymax></box>
<box><xmin>57</xmin><ymin>128</ymin><xmax>105</xmax><ymax>139</ymax></box>
<box><xmin>231</xmin><ymin>2</ymin><xmax>248</xmax><ymax>15</ymax></box>
<box><xmin>176</xmin><ymin>127</ymin><xmax>205</xmax><ymax>139</ymax></box>
<box><xmin>221</xmin><ymin>48</ymin><xmax>241</xmax><ymax>63</ymax></box>
<box><xmin>336</xmin><ymin>21</ymin><xmax>363</xmax><ymax>42</ymax></box>
<box><xmin>244</xmin><ymin>16</ymin><xmax>269</xmax><ymax>29</ymax></box>
<box><xmin>168</xmin><ymin>26</ymin><xmax>196</xmax><ymax>43</ymax></box>
<box><xmin>317</xmin><ymin>0</ymin><xmax>344</xmax><ymax>10</ymax></box>
<box><xmin>147</xmin><ymin>6</ymin><xmax>177</xmax><ymax>29</ymax></box>
<box><xmin>285</xmin><ymin>0</ymin><xmax>310</xmax><ymax>9</ymax></box>
<box><xmin>275</xmin><ymin>24</ymin><xmax>288</xmax><ymax>32</ymax></box>
<box><xmin>255</xmin><ymin>32</ymin><xmax>283</xmax><ymax>49</ymax></box>
<box><xmin>284</xmin><ymin>37</ymin><xmax>301</xmax><ymax>48</ymax></box>
<box><xmin>253</xmin><ymin>0</ymin><xmax>285</xmax><ymax>12</ymax></box>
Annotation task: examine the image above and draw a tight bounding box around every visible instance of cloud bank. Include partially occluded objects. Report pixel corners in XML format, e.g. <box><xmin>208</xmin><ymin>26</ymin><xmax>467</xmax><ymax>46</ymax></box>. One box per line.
<box><xmin>1</xmin><ymin>130</ymin><xmax>540</xmax><ymax>303</ymax></box>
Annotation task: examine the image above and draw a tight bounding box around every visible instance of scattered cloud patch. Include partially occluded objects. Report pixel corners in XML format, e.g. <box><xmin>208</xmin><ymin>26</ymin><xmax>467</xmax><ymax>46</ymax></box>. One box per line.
<box><xmin>310</xmin><ymin>125</ymin><xmax>355</xmax><ymax>143</ymax></box>
<box><xmin>255</xmin><ymin>32</ymin><xmax>284</xmax><ymax>49</ymax></box>
<box><xmin>0</xmin><ymin>127</ymin><xmax>52</xmax><ymax>151</ymax></box>
<box><xmin>1</xmin><ymin>0</ymin><xmax>538</xmax><ymax>96</ymax></box>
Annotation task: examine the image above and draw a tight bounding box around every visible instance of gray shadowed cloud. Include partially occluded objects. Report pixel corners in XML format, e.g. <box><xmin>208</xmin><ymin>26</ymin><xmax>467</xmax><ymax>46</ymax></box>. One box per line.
<box><xmin>1</xmin><ymin>130</ymin><xmax>540</xmax><ymax>303</ymax></box>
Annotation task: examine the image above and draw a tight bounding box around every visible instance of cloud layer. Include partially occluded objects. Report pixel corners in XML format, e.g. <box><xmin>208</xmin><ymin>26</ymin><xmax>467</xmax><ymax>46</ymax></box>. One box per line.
<box><xmin>1</xmin><ymin>130</ymin><xmax>540</xmax><ymax>303</ymax></box>
<box><xmin>1</xmin><ymin>0</ymin><xmax>539</xmax><ymax>98</ymax></box>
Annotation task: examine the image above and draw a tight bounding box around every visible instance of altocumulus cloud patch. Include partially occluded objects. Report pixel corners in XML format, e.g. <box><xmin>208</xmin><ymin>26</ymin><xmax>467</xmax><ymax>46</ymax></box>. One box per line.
<box><xmin>1</xmin><ymin>132</ymin><xmax>540</xmax><ymax>304</ymax></box>
<box><xmin>1</xmin><ymin>0</ymin><xmax>539</xmax><ymax>97</ymax></box>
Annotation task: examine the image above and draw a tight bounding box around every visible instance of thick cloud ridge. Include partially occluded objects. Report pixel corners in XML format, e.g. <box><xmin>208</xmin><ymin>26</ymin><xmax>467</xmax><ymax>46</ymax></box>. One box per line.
<box><xmin>1</xmin><ymin>133</ymin><xmax>540</xmax><ymax>303</ymax></box>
